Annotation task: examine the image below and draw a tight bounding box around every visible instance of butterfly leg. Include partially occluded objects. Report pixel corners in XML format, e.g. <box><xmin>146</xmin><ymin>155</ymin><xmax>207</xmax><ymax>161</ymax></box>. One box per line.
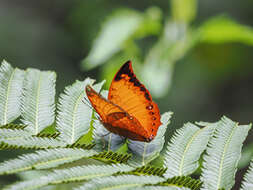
<box><xmin>100</xmin><ymin>132</ymin><xmax>111</xmax><ymax>150</ymax></box>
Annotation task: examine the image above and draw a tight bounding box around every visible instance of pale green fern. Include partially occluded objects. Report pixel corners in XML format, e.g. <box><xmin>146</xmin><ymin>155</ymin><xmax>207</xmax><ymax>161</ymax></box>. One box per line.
<box><xmin>241</xmin><ymin>159</ymin><xmax>253</xmax><ymax>189</ymax></box>
<box><xmin>0</xmin><ymin>60</ymin><xmax>252</xmax><ymax>190</ymax></box>
<box><xmin>164</xmin><ymin>122</ymin><xmax>216</xmax><ymax>178</ymax></box>
<box><xmin>0</xmin><ymin>60</ymin><xmax>25</xmax><ymax>125</ymax></box>
<box><xmin>200</xmin><ymin>117</ymin><xmax>251</xmax><ymax>190</ymax></box>
<box><xmin>21</xmin><ymin>68</ymin><xmax>56</xmax><ymax>134</ymax></box>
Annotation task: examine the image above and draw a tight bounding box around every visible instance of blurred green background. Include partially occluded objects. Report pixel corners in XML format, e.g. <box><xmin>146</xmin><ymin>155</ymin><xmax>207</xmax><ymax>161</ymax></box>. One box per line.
<box><xmin>0</xmin><ymin>0</ymin><xmax>253</xmax><ymax>189</ymax></box>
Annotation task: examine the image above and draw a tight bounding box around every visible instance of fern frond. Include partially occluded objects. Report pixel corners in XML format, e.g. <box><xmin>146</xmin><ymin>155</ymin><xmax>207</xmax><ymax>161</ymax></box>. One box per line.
<box><xmin>0</xmin><ymin>60</ymin><xmax>25</xmax><ymax>125</ymax></box>
<box><xmin>51</xmin><ymin>163</ymin><xmax>133</xmax><ymax>184</ymax></box>
<box><xmin>56</xmin><ymin>79</ymin><xmax>104</xmax><ymax>144</ymax></box>
<box><xmin>3</xmin><ymin>176</ymin><xmax>51</xmax><ymax>190</ymax></box>
<box><xmin>126</xmin><ymin>165</ymin><xmax>167</xmax><ymax>177</ymax></box>
<box><xmin>91</xmin><ymin>151</ymin><xmax>131</xmax><ymax>164</ymax></box>
<box><xmin>36</xmin><ymin>132</ymin><xmax>60</xmax><ymax>139</ymax></box>
<box><xmin>0</xmin><ymin>123</ymin><xmax>26</xmax><ymax>129</ymax></box>
<box><xmin>21</xmin><ymin>68</ymin><xmax>56</xmax><ymax>134</ymax></box>
<box><xmin>66</xmin><ymin>142</ymin><xmax>95</xmax><ymax>149</ymax></box>
<box><xmin>163</xmin><ymin>122</ymin><xmax>215</xmax><ymax>178</ymax></box>
<box><xmin>200</xmin><ymin>116</ymin><xmax>251</xmax><ymax>190</ymax></box>
<box><xmin>0</xmin><ymin>128</ymin><xmax>31</xmax><ymax>139</ymax></box>
<box><xmin>241</xmin><ymin>159</ymin><xmax>253</xmax><ymax>190</ymax></box>
<box><xmin>134</xmin><ymin>186</ymin><xmax>190</xmax><ymax>190</ymax></box>
<box><xmin>0</xmin><ymin>136</ymin><xmax>63</xmax><ymax>149</ymax></box>
<box><xmin>75</xmin><ymin>175</ymin><xmax>164</xmax><ymax>190</ymax></box>
<box><xmin>157</xmin><ymin>176</ymin><xmax>202</xmax><ymax>190</ymax></box>
<box><xmin>0</xmin><ymin>148</ymin><xmax>97</xmax><ymax>175</ymax></box>
<box><xmin>4</xmin><ymin>164</ymin><xmax>133</xmax><ymax>190</ymax></box>
<box><xmin>128</xmin><ymin>112</ymin><xmax>173</xmax><ymax>166</ymax></box>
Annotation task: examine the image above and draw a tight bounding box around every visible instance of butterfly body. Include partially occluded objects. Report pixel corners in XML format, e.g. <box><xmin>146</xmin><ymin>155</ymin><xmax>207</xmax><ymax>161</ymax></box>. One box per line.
<box><xmin>86</xmin><ymin>61</ymin><xmax>161</xmax><ymax>142</ymax></box>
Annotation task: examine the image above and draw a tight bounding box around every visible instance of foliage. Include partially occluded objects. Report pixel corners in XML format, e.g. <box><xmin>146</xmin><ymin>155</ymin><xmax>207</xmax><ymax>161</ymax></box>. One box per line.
<box><xmin>0</xmin><ymin>61</ymin><xmax>252</xmax><ymax>190</ymax></box>
<box><xmin>81</xmin><ymin>0</ymin><xmax>253</xmax><ymax>98</ymax></box>
<box><xmin>241</xmin><ymin>159</ymin><xmax>253</xmax><ymax>189</ymax></box>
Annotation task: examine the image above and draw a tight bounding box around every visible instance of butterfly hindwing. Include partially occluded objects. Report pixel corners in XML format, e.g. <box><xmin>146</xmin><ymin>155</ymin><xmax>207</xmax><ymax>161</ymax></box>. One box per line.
<box><xmin>106</xmin><ymin>112</ymin><xmax>149</xmax><ymax>141</ymax></box>
<box><xmin>85</xmin><ymin>85</ymin><xmax>123</xmax><ymax>122</ymax></box>
<box><xmin>86</xmin><ymin>86</ymin><xmax>150</xmax><ymax>141</ymax></box>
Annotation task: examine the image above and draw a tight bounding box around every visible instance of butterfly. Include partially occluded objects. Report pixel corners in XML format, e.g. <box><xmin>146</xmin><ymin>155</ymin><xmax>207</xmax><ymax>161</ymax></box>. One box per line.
<box><xmin>85</xmin><ymin>61</ymin><xmax>161</xmax><ymax>142</ymax></box>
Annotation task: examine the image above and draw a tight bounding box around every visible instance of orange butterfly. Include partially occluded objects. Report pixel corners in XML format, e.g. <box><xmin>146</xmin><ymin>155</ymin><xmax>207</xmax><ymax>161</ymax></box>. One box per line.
<box><xmin>86</xmin><ymin>61</ymin><xmax>161</xmax><ymax>142</ymax></box>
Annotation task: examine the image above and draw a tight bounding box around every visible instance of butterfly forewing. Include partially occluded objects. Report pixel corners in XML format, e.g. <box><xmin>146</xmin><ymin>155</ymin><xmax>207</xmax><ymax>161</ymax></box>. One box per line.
<box><xmin>108</xmin><ymin>61</ymin><xmax>161</xmax><ymax>139</ymax></box>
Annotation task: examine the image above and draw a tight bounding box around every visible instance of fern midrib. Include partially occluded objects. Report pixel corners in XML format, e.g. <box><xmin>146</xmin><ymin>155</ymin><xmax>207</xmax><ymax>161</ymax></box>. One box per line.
<box><xmin>3</xmin><ymin>68</ymin><xmax>16</xmax><ymax>125</ymax></box>
<box><xmin>71</xmin><ymin>92</ymin><xmax>84</xmax><ymax>143</ymax></box>
<box><xmin>216</xmin><ymin>122</ymin><xmax>237</xmax><ymax>189</ymax></box>
<box><xmin>142</xmin><ymin>142</ymin><xmax>147</xmax><ymax>165</ymax></box>
<box><xmin>102</xmin><ymin>183</ymin><xmax>141</xmax><ymax>190</ymax></box>
<box><xmin>178</xmin><ymin>128</ymin><xmax>202</xmax><ymax>176</ymax></box>
<box><xmin>4</xmin><ymin>154</ymin><xmax>84</xmax><ymax>174</ymax></box>
<box><xmin>3</xmin><ymin>136</ymin><xmax>27</xmax><ymax>141</ymax></box>
<box><xmin>21</xmin><ymin>183</ymin><xmax>48</xmax><ymax>190</ymax></box>
<box><xmin>5</xmin><ymin>166</ymin><xmax>32</xmax><ymax>174</ymax></box>
<box><xmin>108</xmin><ymin>133</ymin><xmax>112</xmax><ymax>151</ymax></box>
<box><xmin>35</xmin><ymin>72</ymin><xmax>42</xmax><ymax>134</ymax></box>
<box><xmin>33</xmin><ymin>154</ymin><xmax>84</xmax><ymax>169</ymax></box>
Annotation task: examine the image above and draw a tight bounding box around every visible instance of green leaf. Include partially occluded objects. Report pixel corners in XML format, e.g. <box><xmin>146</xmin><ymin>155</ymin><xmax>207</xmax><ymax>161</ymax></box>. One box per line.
<box><xmin>56</xmin><ymin>79</ymin><xmax>104</xmax><ymax>144</ymax></box>
<box><xmin>199</xmin><ymin>16</ymin><xmax>253</xmax><ymax>45</ymax></box>
<box><xmin>133</xmin><ymin>7</ymin><xmax>162</xmax><ymax>38</ymax></box>
<box><xmin>0</xmin><ymin>148</ymin><xmax>97</xmax><ymax>175</ymax></box>
<box><xmin>21</xmin><ymin>68</ymin><xmax>56</xmax><ymax>134</ymax></box>
<box><xmin>128</xmin><ymin>112</ymin><xmax>172</xmax><ymax>166</ymax></box>
<box><xmin>81</xmin><ymin>9</ymin><xmax>143</xmax><ymax>70</ymax></box>
<box><xmin>171</xmin><ymin>0</ymin><xmax>197</xmax><ymax>23</ymax></box>
<box><xmin>75</xmin><ymin>175</ymin><xmax>164</xmax><ymax>190</ymax></box>
<box><xmin>200</xmin><ymin>116</ymin><xmax>252</xmax><ymax>190</ymax></box>
<box><xmin>163</xmin><ymin>122</ymin><xmax>216</xmax><ymax>177</ymax></box>
<box><xmin>5</xmin><ymin>164</ymin><xmax>133</xmax><ymax>190</ymax></box>
<box><xmin>241</xmin><ymin>159</ymin><xmax>253</xmax><ymax>190</ymax></box>
<box><xmin>0</xmin><ymin>60</ymin><xmax>25</xmax><ymax>125</ymax></box>
<box><xmin>238</xmin><ymin>143</ymin><xmax>253</xmax><ymax>169</ymax></box>
<box><xmin>141</xmin><ymin>21</ymin><xmax>195</xmax><ymax>97</ymax></box>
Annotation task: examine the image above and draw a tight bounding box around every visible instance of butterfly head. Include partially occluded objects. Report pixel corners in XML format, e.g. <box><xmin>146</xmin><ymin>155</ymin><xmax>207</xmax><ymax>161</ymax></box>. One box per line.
<box><xmin>85</xmin><ymin>85</ymin><xmax>95</xmax><ymax>97</ymax></box>
<box><xmin>86</xmin><ymin>85</ymin><xmax>92</xmax><ymax>92</ymax></box>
